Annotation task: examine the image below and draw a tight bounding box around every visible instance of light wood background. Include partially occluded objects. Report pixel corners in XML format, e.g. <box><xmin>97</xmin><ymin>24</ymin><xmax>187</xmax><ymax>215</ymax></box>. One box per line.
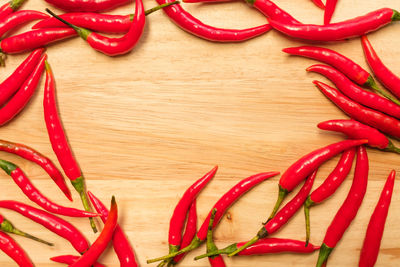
<box><xmin>0</xmin><ymin>0</ymin><xmax>399</xmax><ymax>266</ymax></box>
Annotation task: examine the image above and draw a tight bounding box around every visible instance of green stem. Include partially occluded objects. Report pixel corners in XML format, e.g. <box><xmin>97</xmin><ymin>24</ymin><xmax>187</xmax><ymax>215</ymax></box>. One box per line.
<box><xmin>143</xmin><ymin>1</ymin><xmax>180</xmax><ymax>17</ymax></box>
<box><xmin>228</xmin><ymin>226</ymin><xmax>268</xmax><ymax>257</ymax></box>
<box><xmin>159</xmin><ymin>245</ymin><xmax>179</xmax><ymax>267</ymax></box>
<box><xmin>265</xmin><ymin>185</ymin><xmax>288</xmax><ymax>223</ymax></box>
<box><xmin>304</xmin><ymin>197</ymin><xmax>314</xmax><ymax>247</ymax></box>
<box><xmin>0</xmin><ymin>159</ymin><xmax>17</xmax><ymax>175</ymax></box>
<box><xmin>9</xmin><ymin>0</ymin><xmax>26</xmax><ymax>11</ymax></box>
<box><xmin>392</xmin><ymin>9</ymin><xmax>400</xmax><ymax>21</ymax></box>
<box><xmin>1</xmin><ymin>219</ymin><xmax>53</xmax><ymax>246</ymax></box>
<box><xmin>316</xmin><ymin>243</ymin><xmax>333</xmax><ymax>267</ymax></box>
<box><xmin>366</xmin><ymin>77</ymin><xmax>400</xmax><ymax>105</ymax></box>
<box><xmin>384</xmin><ymin>140</ymin><xmax>400</xmax><ymax>154</ymax></box>
<box><xmin>206</xmin><ymin>209</ymin><xmax>219</xmax><ymax>258</ymax></box>
<box><xmin>194</xmin><ymin>243</ymin><xmax>237</xmax><ymax>260</ymax></box>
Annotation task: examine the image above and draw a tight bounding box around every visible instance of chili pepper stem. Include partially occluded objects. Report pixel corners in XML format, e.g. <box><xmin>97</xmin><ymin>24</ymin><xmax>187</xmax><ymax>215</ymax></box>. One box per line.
<box><xmin>384</xmin><ymin>140</ymin><xmax>400</xmax><ymax>154</ymax></box>
<box><xmin>316</xmin><ymin>244</ymin><xmax>333</xmax><ymax>267</ymax></box>
<box><xmin>206</xmin><ymin>209</ymin><xmax>218</xmax><ymax>256</ymax></box>
<box><xmin>9</xmin><ymin>0</ymin><xmax>26</xmax><ymax>10</ymax></box>
<box><xmin>0</xmin><ymin>53</ymin><xmax>6</xmax><ymax>67</ymax></box>
<box><xmin>147</xmin><ymin>237</ymin><xmax>201</xmax><ymax>264</ymax></box>
<box><xmin>392</xmin><ymin>10</ymin><xmax>400</xmax><ymax>21</ymax></box>
<box><xmin>159</xmin><ymin>245</ymin><xmax>179</xmax><ymax>267</ymax></box>
<box><xmin>229</xmin><ymin>227</ymin><xmax>270</xmax><ymax>257</ymax></box>
<box><xmin>71</xmin><ymin>176</ymin><xmax>97</xmax><ymax>233</ymax></box>
<box><xmin>304</xmin><ymin>197</ymin><xmax>314</xmax><ymax>247</ymax></box>
<box><xmin>194</xmin><ymin>243</ymin><xmax>237</xmax><ymax>260</ymax></box>
<box><xmin>1</xmin><ymin>219</ymin><xmax>53</xmax><ymax>246</ymax></box>
<box><xmin>143</xmin><ymin>1</ymin><xmax>179</xmax><ymax>17</ymax></box>
<box><xmin>45</xmin><ymin>8</ymin><xmax>91</xmax><ymax>40</ymax></box>
<box><xmin>366</xmin><ymin>78</ymin><xmax>400</xmax><ymax>105</ymax></box>
<box><xmin>265</xmin><ymin>185</ymin><xmax>288</xmax><ymax>223</ymax></box>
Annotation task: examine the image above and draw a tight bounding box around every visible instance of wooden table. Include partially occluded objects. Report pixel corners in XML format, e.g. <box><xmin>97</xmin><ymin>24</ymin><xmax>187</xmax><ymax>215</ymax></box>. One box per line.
<box><xmin>0</xmin><ymin>0</ymin><xmax>399</xmax><ymax>266</ymax></box>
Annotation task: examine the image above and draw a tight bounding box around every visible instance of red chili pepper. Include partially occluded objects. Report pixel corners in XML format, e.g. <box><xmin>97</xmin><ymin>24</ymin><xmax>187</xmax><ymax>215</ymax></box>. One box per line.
<box><xmin>0</xmin><ymin>159</ymin><xmax>97</xmax><ymax>218</ymax></box>
<box><xmin>51</xmin><ymin>255</ymin><xmax>105</xmax><ymax>267</ymax></box>
<box><xmin>45</xmin><ymin>0</ymin><xmax>131</xmax><ymax>12</ymax></box>
<box><xmin>304</xmin><ymin>148</ymin><xmax>355</xmax><ymax>246</ymax></box>
<box><xmin>194</xmin><ymin>238</ymin><xmax>320</xmax><ymax>259</ymax></box>
<box><xmin>246</xmin><ymin>0</ymin><xmax>300</xmax><ymax>23</ymax></box>
<box><xmin>307</xmin><ymin>64</ymin><xmax>400</xmax><ymax>118</ymax></box>
<box><xmin>206</xmin><ymin>208</ymin><xmax>226</xmax><ymax>267</ymax></box>
<box><xmin>0</xmin><ymin>200</ymin><xmax>90</xmax><ymax>253</ymax></box>
<box><xmin>282</xmin><ymin>46</ymin><xmax>395</xmax><ymax>102</ymax></box>
<box><xmin>268</xmin><ymin>8</ymin><xmax>400</xmax><ymax>41</ymax></box>
<box><xmin>88</xmin><ymin>191</ymin><xmax>138</xmax><ymax>267</ymax></box>
<box><xmin>361</xmin><ymin>35</ymin><xmax>400</xmax><ymax>100</ymax></box>
<box><xmin>0</xmin><ymin>0</ymin><xmax>26</xmax><ymax>20</ymax></box>
<box><xmin>71</xmin><ymin>196</ymin><xmax>118</xmax><ymax>267</ymax></box>
<box><xmin>317</xmin><ymin>145</ymin><xmax>368</xmax><ymax>267</ymax></box>
<box><xmin>32</xmin><ymin>1</ymin><xmax>179</xmax><ymax>33</ymax></box>
<box><xmin>228</xmin><ymin>169</ymin><xmax>316</xmax><ymax>257</ymax></box>
<box><xmin>0</xmin><ymin>48</ymin><xmax>43</xmax><ymax>105</ymax></box>
<box><xmin>359</xmin><ymin>170</ymin><xmax>395</xmax><ymax>267</ymax></box>
<box><xmin>0</xmin><ymin>139</ymin><xmax>72</xmax><ymax>201</ymax></box>
<box><xmin>324</xmin><ymin>0</ymin><xmax>338</xmax><ymax>24</ymax></box>
<box><xmin>0</xmin><ymin>55</ymin><xmax>46</xmax><ymax>126</ymax></box>
<box><xmin>0</xmin><ymin>231</ymin><xmax>33</xmax><ymax>267</ymax></box>
<box><xmin>0</xmin><ymin>10</ymin><xmax>49</xmax><ymax>39</ymax></box>
<box><xmin>146</xmin><ymin>171</ymin><xmax>280</xmax><ymax>263</ymax></box>
<box><xmin>44</xmin><ymin>60</ymin><xmax>97</xmax><ymax>232</ymax></box>
<box><xmin>311</xmin><ymin>0</ymin><xmax>325</xmax><ymax>9</ymax></box>
<box><xmin>314</xmin><ymin>80</ymin><xmax>400</xmax><ymax>139</ymax></box>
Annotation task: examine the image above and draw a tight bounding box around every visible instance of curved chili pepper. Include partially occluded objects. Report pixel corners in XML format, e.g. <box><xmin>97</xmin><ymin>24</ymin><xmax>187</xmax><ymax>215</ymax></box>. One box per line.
<box><xmin>304</xmin><ymin>148</ymin><xmax>355</xmax><ymax>246</ymax></box>
<box><xmin>316</xmin><ymin>145</ymin><xmax>368</xmax><ymax>267</ymax></box>
<box><xmin>361</xmin><ymin>35</ymin><xmax>400</xmax><ymax>100</ymax></box>
<box><xmin>0</xmin><ymin>159</ymin><xmax>98</xmax><ymax>218</ymax></box>
<box><xmin>0</xmin><ymin>200</ymin><xmax>90</xmax><ymax>253</ymax></box>
<box><xmin>359</xmin><ymin>170</ymin><xmax>395</xmax><ymax>267</ymax></box>
<box><xmin>46</xmin><ymin>1</ymin><xmax>145</xmax><ymax>57</ymax></box>
<box><xmin>0</xmin><ymin>48</ymin><xmax>43</xmax><ymax>105</ymax></box>
<box><xmin>307</xmin><ymin>64</ymin><xmax>400</xmax><ymax>118</ymax></box>
<box><xmin>314</xmin><ymin>80</ymin><xmax>400</xmax><ymax>139</ymax></box>
<box><xmin>311</xmin><ymin>0</ymin><xmax>325</xmax><ymax>9</ymax></box>
<box><xmin>44</xmin><ymin>61</ymin><xmax>97</xmax><ymax>232</ymax></box>
<box><xmin>0</xmin><ymin>231</ymin><xmax>33</xmax><ymax>267</ymax></box>
<box><xmin>0</xmin><ymin>10</ymin><xmax>49</xmax><ymax>39</ymax></box>
<box><xmin>45</xmin><ymin>0</ymin><xmax>131</xmax><ymax>12</ymax></box>
<box><xmin>195</xmin><ymin>238</ymin><xmax>319</xmax><ymax>259</ymax></box>
<box><xmin>324</xmin><ymin>0</ymin><xmax>338</xmax><ymax>24</ymax></box>
<box><xmin>0</xmin><ymin>139</ymin><xmax>72</xmax><ymax>201</ymax></box>
<box><xmin>146</xmin><ymin>171</ymin><xmax>280</xmax><ymax>263</ymax></box>
<box><xmin>282</xmin><ymin>46</ymin><xmax>397</xmax><ymax>103</ymax></box>
<box><xmin>0</xmin><ymin>55</ymin><xmax>46</xmax><ymax>126</ymax></box>
<box><xmin>0</xmin><ymin>0</ymin><xmax>26</xmax><ymax>20</ymax></box>
<box><xmin>50</xmin><ymin>255</ymin><xmax>105</xmax><ymax>266</ymax></box>
<box><xmin>88</xmin><ymin>191</ymin><xmax>137</xmax><ymax>267</ymax></box>
<box><xmin>268</xmin><ymin>8</ymin><xmax>400</xmax><ymax>41</ymax></box>
<box><xmin>32</xmin><ymin>1</ymin><xmax>179</xmax><ymax>33</ymax></box>
<box><xmin>0</xmin><ymin>213</ymin><xmax>53</xmax><ymax>246</ymax></box>
<box><xmin>228</xmin><ymin>169</ymin><xmax>316</xmax><ymax>257</ymax></box>
<box><xmin>71</xmin><ymin>196</ymin><xmax>118</xmax><ymax>267</ymax></box>
<box><xmin>267</xmin><ymin>139</ymin><xmax>366</xmax><ymax>223</ymax></box>
<box><xmin>206</xmin><ymin>209</ymin><xmax>226</xmax><ymax>267</ymax></box>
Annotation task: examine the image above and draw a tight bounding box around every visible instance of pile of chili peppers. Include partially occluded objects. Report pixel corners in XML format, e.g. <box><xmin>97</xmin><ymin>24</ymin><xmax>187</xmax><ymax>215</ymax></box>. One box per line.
<box><xmin>0</xmin><ymin>0</ymin><xmax>397</xmax><ymax>266</ymax></box>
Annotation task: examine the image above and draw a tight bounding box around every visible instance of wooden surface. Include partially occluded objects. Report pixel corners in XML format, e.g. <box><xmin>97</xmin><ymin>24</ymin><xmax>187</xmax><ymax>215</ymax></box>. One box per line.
<box><xmin>0</xmin><ymin>0</ymin><xmax>399</xmax><ymax>266</ymax></box>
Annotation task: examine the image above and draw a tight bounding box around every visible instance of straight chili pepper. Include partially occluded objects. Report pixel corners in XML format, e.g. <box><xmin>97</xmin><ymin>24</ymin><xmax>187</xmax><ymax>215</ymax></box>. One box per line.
<box><xmin>0</xmin><ymin>10</ymin><xmax>49</xmax><ymax>39</ymax></box>
<box><xmin>316</xmin><ymin>145</ymin><xmax>368</xmax><ymax>267</ymax></box>
<box><xmin>146</xmin><ymin>171</ymin><xmax>280</xmax><ymax>263</ymax></box>
<box><xmin>304</xmin><ymin>148</ymin><xmax>355</xmax><ymax>246</ymax></box>
<box><xmin>0</xmin><ymin>139</ymin><xmax>72</xmax><ymax>201</ymax></box>
<box><xmin>206</xmin><ymin>208</ymin><xmax>226</xmax><ymax>267</ymax></box>
<box><xmin>311</xmin><ymin>0</ymin><xmax>325</xmax><ymax>9</ymax></box>
<box><xmin>45</xmin><ymin>0</ymin><xmax>131</xmax><ymax>12</ymax></box>
<box><xmin>0</xmin><ymin>231</ymin><xmax>33</xmax><ymax>267</ymax></box>
<box><xmin>0</xmin><ymin>200</ymin><xmax>90</xmax><ymax>253</ymax></box>
<box><xmin>71</xmin><ymin>196</ymin><xmax>118</xmax><ymax>267</ymax></box>
<box><xmin>324</xmin><ymin>0</ymin><xmax>338</xmax><ymax>24</ymax></box>
<box><xmin>268</xmin><ymin>8</ymin><xmax>400</xmax><ymax>42</ymax></box>
<box><xmin>314</xmin><ymin>80</ymin><xmax>400</xmax><ymax>140</ymax></box>
<box><xmin>0</xmin><ymin>213</ymin><xmax>53</xmax><ymax>246</ymax></box>
<box><xmin>88</xmin><ymin>191</ymin><xmax>138</xmax><ymax>267</ymax></box>
<box><xmin>43</xmin><ymin>60</ymin><xmax>97</xmax><ymax>232</ymax></box>
<box><xmin>0</xmin><ymin>159</ymin><xmax>98</xmax><ymax>218</ymax></box>
<box><xmin>51</xmin><ymin>255</ymin><xmax>105</xmax><ymax>267</ymax></box>
<box><xmin>228</xmin><ymin>169</ymin><xmax>317</xmax><ymax>257</ymax></box>
<box><xmin>195</xmin><ymin>238</ymin><xmax>320</xmax><ymax>259</ymax></box>
<box><xmin>0</xmin><ymin>0</ymin><xmax>26</xmax><ymax>20</ymax></box>
<box><xmin>359</xmin><ymin>170</ymin><xmax>395</xmax><ymax>267</ymax></box>
<box><xmin>282</xmin><ymin>46</ymin><xmax>397</xmax><ymax>103</ymax></box>
<box><xmin>267</xmin><ymin>139</ymin><xmax>366</xmax><ymax>223</ymax></box>
<box><xmin>361</xmin><ymin>35</ymin><xmax>400</xmax><ymax>100</ymax></box>
<box><xmin>0</xmin><ymin>55</ymin><xmax>46</xmax><ymax>126</ymax></box>
<box><xmin>32</xmin><ymin>1</ymin><xmax>179</xmax><ymax>33</ymax></box>
<box><xmin>307</xmin><ymin>64</ymin><xmax>400</xmax><ymax>118</ymax></box>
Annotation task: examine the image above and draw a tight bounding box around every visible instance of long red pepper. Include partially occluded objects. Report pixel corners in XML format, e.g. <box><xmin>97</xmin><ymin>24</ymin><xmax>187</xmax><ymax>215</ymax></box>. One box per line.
<box><xmin>45</xmin><ymin>0</ymin><xmax>131</xmax><ymax>12</ymax></box>
<box><xmin>267</xmin><ymin>139</ymin><xmax>366</xmax><ymax>222</ymax></box>
<box><xmin>0</xmin><ymin>231</ymin><xmax>33</xmax><ymax>267</ymax></box>
<box><xmin>0</xmin><ymin>200</ymin><xmax>90</xmax><ymax>253</ymax></box>
<box><xmin>0</xmin><ymin>0</ymin><xmax>26</xmax><ymax>20</ymax></box>
<box><xmin>314</xmin><ymin>80</ymin><xmax>400</xmax><ymax>140</ymax></box>
<box><xmin>0</xmin><ymin>159</ymin><xmax>97</xmax><ymax>218</ymax></box>
<box><xmin>316</xmin><ymin>145</ymin><xmax>368</xmax><ymax>267</ymax></box>
<box><xmin>0</xmin><ymin>10</ymin><xmax>49</xmax><ymax>39</ymax></box>
<box><xmin>282</xmin><ymin>46</ymin><xmax>396</xmax><ymax>103</ymax></box>
<box><xmin>361</xmin><ymin>35</ymin><xmax>400</xmax><ymax>100</ymax></box>
<box><xmin>51</xmin><ymin>255</ymin><xmax>105</xmax><ymax>267</ymax></box>
<box><xmin>0</xmin><ymin>48</ymin><xmax>43</xmax><ymax>105</ymax></box>
<box><xmin>304</xmin><ymin>148</ymin><xmax>355</xmax><ymax>246</ymax></box>
<box><xmin>228</xmin><ymin>169</ymin><xmax>316</xmax><ymax>257</ymax></box>
<box><xmin>44</xmin><ymin>60</ymin><xmax>97</xmax><ymax>232</ymax></box>
<box><xmin>311</xmin><ymin>0</ymin><xmax>325</xmax><ymax>9</ymax></box>
<box><xmin>0</xmin><ymin>55</ymin><xmax>46</xmax><ymax>126</ymax></box>
<box><xmin>71</xmin><ymin>196</ymin><xmax>118</xmax><ymax>267</ymax></box>
<box><xmin>206</xmin><ymin>209</ymin><xmax>226</xmax><ymax>267</ymax></box>
<box><xmin>307</xmin><ymin>64</ymin><xmax>400</xmax><ymax>118</ymax></box>
<box><xmin>195</xmin><ymin>238</ymin><xmax>320</xmax><ymax>259</ymax></box>
<box><xmin>359</xmin><ymin>170</ymin><xmax>395</xmax><ymax>267</ymax></box>
<box><xmin>324</xmin><ymin>0</ymin><xmax>338</xmax><ymax>24</ymax></box>
<box><xmin>46</xmin><ymin>1</ymin><xmax>145</xmax><ymax>57</ymax></box>
<box><xmin>147</xmin><ymin>171</ymin><xmax>280</xmax><ymax>263</ymax></box>
<box><xmin>268</xmin><ymin>8</ymin><xmax>400</xmax><ymax>42</ymax></box>
<box><xmin>88</xmin><ymin>191</ymin><xmax>138</xmax><ymax>267</ymax></box>
<box><xmin>0</xmin><ymin>139</ymin><xmax>72</xmax><ymax>201</ymax></box>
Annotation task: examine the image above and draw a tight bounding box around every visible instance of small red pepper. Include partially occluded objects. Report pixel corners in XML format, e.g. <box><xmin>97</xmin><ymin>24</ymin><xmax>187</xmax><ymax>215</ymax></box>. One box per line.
<box><xmin>0</xmin><ymin>0</ymin><xmax>26</xmax><ymax>20</ymax></box>
<box><xmin>316</xmin><ymin>146</ymin><xmax>368</xmax><ymax>267</ymax></box>
<box><xmin>0</xmin><ymin>10</ymin><xmax>49</xmax><ymax>39</ymax></box>
<box><xmin>311</xmin><ymin>0</ymin><xmax>325</xmax><ymax>9</ymax></box>
<box><xmin>0</xmin><ymin>231</ymin><xmax>33</xmax><ymax>267</ymax></box>
<box><xmin>45</xmin><ymin>0</ymin><xmax>131</xmax><ymax>12</ymax></box>
<box><xmin>324</xmin><ymin>0</ymin><xmax>338</xmax><ymax>24</ymax></box>
<box><xmin>206</xmin><ymin>208</ymin><xmax>226</xmax><ymax>267</ymax></box>
<box><xmin>50</xmin><ymin>255</ymin><xmax>105</xmax><ymax>267</ymax></box>
<box><xmin>359</xmin><ymin>170</ymin><xmax>395</xmax><ymax>267</ymax></box>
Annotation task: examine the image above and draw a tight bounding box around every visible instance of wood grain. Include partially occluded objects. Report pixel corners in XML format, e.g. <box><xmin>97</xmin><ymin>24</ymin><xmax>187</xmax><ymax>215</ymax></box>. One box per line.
<box><xmin>0</xmin><ymin>0</ymin><xmax>399</xmax><ymax>266</ymax></box>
